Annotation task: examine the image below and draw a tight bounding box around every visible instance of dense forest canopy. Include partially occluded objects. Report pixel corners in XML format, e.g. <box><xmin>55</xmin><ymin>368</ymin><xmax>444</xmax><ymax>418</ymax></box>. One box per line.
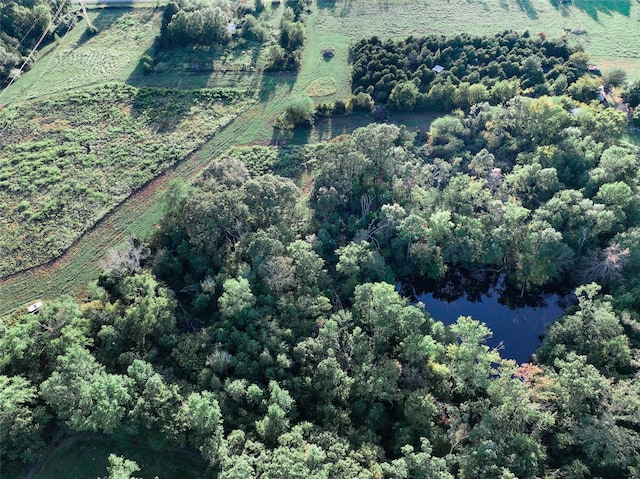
<box><xmin>3</xmin><ymin>6</ymin><xmax>640</xmax><ymax>475</ymax></box>
<box><xmin>350</xmin><ymin>32</ymin><xmax>596</xmax><ymax>111</ymax></box>
<box><xmin>4</xmin><ymin>95</ymin><xmax>640</xmax><ymax>477</ymax></box>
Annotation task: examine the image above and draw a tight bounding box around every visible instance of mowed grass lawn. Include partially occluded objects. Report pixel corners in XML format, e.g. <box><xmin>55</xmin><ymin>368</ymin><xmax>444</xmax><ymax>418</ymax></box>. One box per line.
<box><xmin>1</xmin><ymin>8</ymin><xmax>163</xmax><ymax>104</ymax></box>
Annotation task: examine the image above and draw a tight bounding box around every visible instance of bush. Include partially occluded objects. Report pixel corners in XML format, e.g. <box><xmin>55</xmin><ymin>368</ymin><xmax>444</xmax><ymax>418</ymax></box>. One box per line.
<box><xmin>278</xmin><ymin>96</ymin><xmax>314</xmax><ymax>128</ymax></box>
<box><xmin>622</xmin><ymin>80</ymin><xmax>640</xmax><ymax>108</ymax></box>
<box><xmin>567</xmin><ymin>76</ymin><xmax>601</xmax><ymax>103</ymax></box>
<box><xmin>345</xmin><ymin>92</ymin><xmax>374</xmax><ymax>113</ymax></box>
<box><xmin>315</xmin><ymin>102</ymin><xmax>334</xmax><ymax>117</ymax></box>
<box><xmin>632</xmin><ymin>109</ymin><xmax>640</xmax><ymax>129</ymax></box>
<box><xmin>333</xmin><ymin>100</ymin><xmax>347</xmax><ymax>115</ymax></box>
<box><xmin>389</xmin><ymin>81</ymin><xmax>419</xmax><ymax>111</ymax></box>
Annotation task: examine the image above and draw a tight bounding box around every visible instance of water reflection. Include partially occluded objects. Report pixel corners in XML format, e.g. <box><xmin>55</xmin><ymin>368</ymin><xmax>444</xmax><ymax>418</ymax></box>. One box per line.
<box><xmin>401</xmin><ymin>269</ymin><xmax>576</xmax><ymax>364</ymax></box>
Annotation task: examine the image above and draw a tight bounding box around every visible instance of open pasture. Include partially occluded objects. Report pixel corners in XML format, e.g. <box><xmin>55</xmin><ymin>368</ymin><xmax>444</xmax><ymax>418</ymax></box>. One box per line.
<box><xmin>0</xmin><ymin>9</ymin><xmax>162</xmax><ymax>104</ymax></box>
<box><xmin>310</xmin><ymin>0</ymin><xmax>640</xmax><ymax>95</ymax></box>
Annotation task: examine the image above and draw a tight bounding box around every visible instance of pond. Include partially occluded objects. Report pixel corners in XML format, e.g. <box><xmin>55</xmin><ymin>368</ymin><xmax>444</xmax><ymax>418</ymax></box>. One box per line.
<box><xmin>402</xmin><ymin>270</ymin><xmax>576</xmax><ymax>364</ymax></box>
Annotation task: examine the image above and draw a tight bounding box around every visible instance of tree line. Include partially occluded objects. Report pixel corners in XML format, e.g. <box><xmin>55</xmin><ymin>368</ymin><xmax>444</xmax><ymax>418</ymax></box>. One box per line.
<box><xmin>0</xmin><ymin>0</ymin><xmax>75</xmax><ymax>88</ymax></box>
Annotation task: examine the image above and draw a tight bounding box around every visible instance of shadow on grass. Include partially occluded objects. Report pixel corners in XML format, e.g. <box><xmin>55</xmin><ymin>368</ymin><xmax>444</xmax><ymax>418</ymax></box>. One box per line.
<box><xmin>34</xmin><ymin>435</ymin><xmax>212</xmax><ymax>479</ymax></box>
<box><xmin>74</xmin><ymin>6</ymin><xmax>133</xmax><ymax>48</ymax></box>
<box><xmin>127</xmin><ymin>37</ymin><xmax>263</xmax><ymax>90</ymax></box>
<box><xmin>270</xmin><ymin>111</ymin><xmax>440</xmax><ymax>147</ymax></box>
<box><xmin>258</xmin><ymin>72</ymin><xmax>297</xmax><ymax>103</ymax></box>
<box><xmin>549</xmin><ymin>0</ymin><xmax>632</xmax><ymax>21</ymax></box>
<box><xmin>515</xmin><ymin>0</ymin><xmax>538</xmax><ymax>19</ymax></box>
<box><xmin>317</xmin><ymin>0</ymin><xmax>337</xmax><ymax>9</ymax></box>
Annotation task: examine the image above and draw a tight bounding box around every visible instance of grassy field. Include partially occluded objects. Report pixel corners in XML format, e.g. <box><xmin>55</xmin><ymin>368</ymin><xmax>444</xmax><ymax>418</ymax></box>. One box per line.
<box><xmin>33</xmin><ymin>436</ymin><xmax>211</xmax><ymax>479</ymax></box>
<box><xmin>0</xmin><ymin>84</ymin><xmax>251</xmax><ymax>277</ymax></box>
<box><xmin>0</xmin><ymin>9</ymin><xmax>163</xmax><ymax>104</ymax></box>
<box><xmin>313</xmin><ymin>0</ymin><xmax>640</xmax><ymax>79</ymax></box>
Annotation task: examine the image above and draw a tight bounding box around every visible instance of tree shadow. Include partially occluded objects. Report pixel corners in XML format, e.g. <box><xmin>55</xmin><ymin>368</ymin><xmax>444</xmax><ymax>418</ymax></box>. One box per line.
<box><xmin>514</xmin><ymin>0</ymin><xmax>538</xmax><ymax>19</ymax></box>
<box><xmin>549</xmin><ymin>0</ymin><xmax>632</xmax><ymax>21</ymax></box>
<box><xmin>317</xmin><ymin>0</ymin><xmax>337</xmax><ymax>10</ymax></box>
<box><xmin>128</xmin><ymin>88</ymin><xmax>205</xmax><ymax>135</ymax></box>
<box><xmin>127</xmin><ymin>36</ymin><xmax>264</xmax><ymax>90</ymax></box>
<box><xmin>74</xmin><ymin>6</ymin><xmax>133</xmax><ymax>48</ymax></box>
<box><xmin>258</xmin><ymin>72</ymin><xmax>296</xmax><ymax>103</ymax></box>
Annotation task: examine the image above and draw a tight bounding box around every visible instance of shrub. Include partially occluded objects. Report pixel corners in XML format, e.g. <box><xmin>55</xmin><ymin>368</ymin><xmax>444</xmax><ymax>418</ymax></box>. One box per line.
<box><xmin>345</xmin><ymin>92</ymin><xmax>374</xmax><ymax>113</ymax></box>
<box><xmin>315</xmin><ymin>102</ymin><xmax>334</xmax><ymax>117</ymax></box>
<box><xmin>278</xmin><ymin>96</ymin><xmax>314</xmax><ymax>128</ymax></box>
<box><xmin>333</xmin><ymin>100</ymin><xmax>347</xmax><ymax>115</ymax></box>
<box><xmin>389</xmin><ymin>81</ymin><xmax>419</xmax><ymax>111</ymax></box>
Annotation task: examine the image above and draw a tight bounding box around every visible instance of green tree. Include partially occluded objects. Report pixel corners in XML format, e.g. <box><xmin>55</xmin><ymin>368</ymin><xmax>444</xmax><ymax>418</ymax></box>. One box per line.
<box><xmin>566</xmin><ymin>75</ymin><xmax>601</xmax><ymax>103</ymax></box>
<box><xmin>280</xmin><ymin>96</ymin><xmax>314</xmax><ymax>127</ymax></box>
<box><xmin>446</xmin><ymin>316</ymin><xmax>502</xmax><ymax>399</ymax></box>
<box><xmin>389</xmin><ymin>81</ymin><xmax>419</xmax><ymax>111</ymax></box>
<box><xmin>255</xmin><ymin>381</ymin><xmax>295</xmax><ymax>446</ymax></box>
<box><xmin>40</xmin><ymin>346</ymin><xmax>133</xmax><ymax>434</ymax></box>
<box><xmin>0</xmin><ymin>296</ymin><xmax>91</xmax><ymax>382</ymax></box>
<box><xmin>491</xmin><ymin>79</ymin><xmax>520</xmax><ymax>103</ymax></box>
<box><xmin>183</xmin><ymin>391</ymin><xmax>224</xmax><ymax>465</ymax></box>
<box><xmin>335</xmin><ymin>241</ymin><xmax>390</xmax><ymax>298</ymax></box>
<box><xmin>126</xmin><ymin>359</ymin><xmax>184</xmax><ymax>443</ymax></box>
<box><xmin>0</xmin><ymin>375</ymin><xmax>47</xmax><ymax>465</ymax></box>
<box><xmin>537</xmin><ymin>283</ymin><xmax>632</xmax><ymax>374</ymax></box>
<box><xmin>107</xmin><ymin>272</ymin><xmax>177</xmax><ymax>357</ymax></box>
<box><xmin>622</xmin><ymin>80</ymin><xmax>640</xmax><ymax>108</ymax></box>
<box><xmin>101</xmin><ymin>454</ymin><xmax>141</xmax><ymax>479</ymax></box>
<box><xmin>218</xmin><ymin>277</ymin><xmax>256</xmax><ymax>320</ymax></box>
<box><xmin>602</xmin><ymin>68</ymin><xmax>627</xmax><ymax>91</ymax></box>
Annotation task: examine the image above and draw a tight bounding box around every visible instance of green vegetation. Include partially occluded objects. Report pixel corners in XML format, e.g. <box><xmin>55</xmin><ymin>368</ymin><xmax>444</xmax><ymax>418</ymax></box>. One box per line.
<box><xmin>0</xmin><ymin>83</ymin><xmax>252</xmax><ymax>277</ymax></box>
<box><xmin>351</xmin><ymin>32</ymin><xmax>578</xmax><ymax>108</ymax></box>
<box><xmin>3</xmin><ymin>107</ymin><xmax>640</xmax><ymax>477</ymax></box>
<box><xmin>0</xmin><ymin>9</ymin><xmax>162</xmax><ymax>104</ymax></box>
<box><xmin>3</xmin><ymin>1</ymin><xmax>640</xmax><ymax>477</ymax></box>
<box><xmin>0</xmin><ymin>0</ymin><xmax>76</xmax><ymax>88</ymax></box>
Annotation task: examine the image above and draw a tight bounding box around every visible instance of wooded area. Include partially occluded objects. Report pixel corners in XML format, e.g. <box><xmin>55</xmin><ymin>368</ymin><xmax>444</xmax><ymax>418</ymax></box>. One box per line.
<box><xmin>4</xmin><ymin>98</ymin><xmax>640</xmax><ymax>478</ymax></box>
<box><xmin>3</xmin><ymin>1</ymin><xmax>640</xmax><ymax>478</ymax></box>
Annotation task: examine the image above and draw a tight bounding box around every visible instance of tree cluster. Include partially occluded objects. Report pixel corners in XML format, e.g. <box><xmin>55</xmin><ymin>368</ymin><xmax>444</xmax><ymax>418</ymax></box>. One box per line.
<box><xmin>1</xmin><ymin>172</ymin><xmax>639</xmax><ymax>479</ymax></box>
<box><xmin>0</xmin><ymin>0</ymin><xmax>74</xmax><ymax>87</ymax></box>
<box><xmin>350</xmin><ymin>32</ymin><xmax>588</xmax><ymax>110</ymax></box>
<box><xmin>159</xmin><ymin>0</ymin><xmax>234</xmax><ymax>47</ymax></box>
<box><xmin>263</xmin><ymin>0</ymin><xmax>310</xmax><ymax>71</ymax></box>
<box><xmin>4</xmin><ymin>91</ymin><xmax>640</xmax><ymax>477</ymax></box>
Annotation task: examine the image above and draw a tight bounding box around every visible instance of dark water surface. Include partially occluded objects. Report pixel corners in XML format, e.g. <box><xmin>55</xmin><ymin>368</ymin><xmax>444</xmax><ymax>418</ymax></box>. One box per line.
<box><xmin>403</xmin><ymin>271</ymin><xmax>576</xmax><ymax>364</ymax></box>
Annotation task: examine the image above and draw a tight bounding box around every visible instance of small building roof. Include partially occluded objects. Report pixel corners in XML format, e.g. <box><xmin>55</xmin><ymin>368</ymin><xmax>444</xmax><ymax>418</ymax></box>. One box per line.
<box><xmin>432</xmin><ymin>65</ymin><xmax>445</xmax><ymax>73</ymax></box>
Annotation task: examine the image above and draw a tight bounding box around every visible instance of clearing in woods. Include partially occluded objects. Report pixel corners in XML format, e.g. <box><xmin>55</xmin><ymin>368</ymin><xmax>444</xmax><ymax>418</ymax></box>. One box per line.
<box><xmin>1</xmin><ymin>0</ymin><xmax>640</xmax><ymax>316</ymax></box>
<box><xmin>32</xmin><ymin>435</ymin><xmax>211</xmax><ymax>479</ymax></box>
